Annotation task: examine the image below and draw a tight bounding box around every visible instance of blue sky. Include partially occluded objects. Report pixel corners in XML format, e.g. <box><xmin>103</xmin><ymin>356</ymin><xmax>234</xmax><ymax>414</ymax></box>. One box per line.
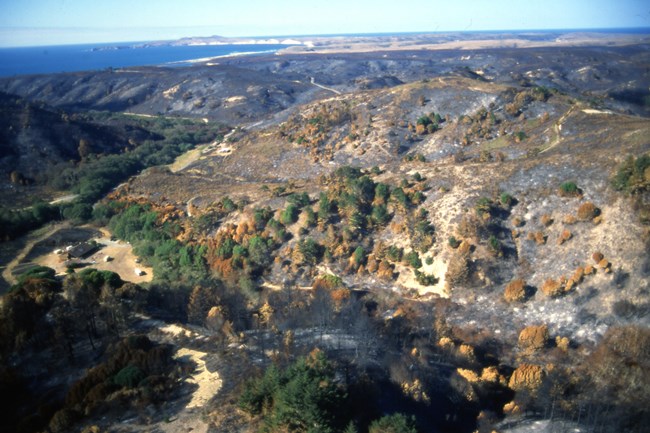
<box><xmin>0</xmin><ymin>0</ymin><xmax>648</xmax><ymax>47</ymax></box>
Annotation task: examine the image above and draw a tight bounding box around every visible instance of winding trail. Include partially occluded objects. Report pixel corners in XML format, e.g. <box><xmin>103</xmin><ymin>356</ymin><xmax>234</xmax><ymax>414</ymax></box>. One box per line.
<box><xmin>49</xmin><ymin>194</ymin><xmax>78</xmax><ymax>205</ymax></box>
<box><xmin>310</xmin><ymin>77</ymin><xmax>342</xmax><ymax>95</ymax></box>
<box><xmin>123</xmin><ymin>112</ymin><xmax>209</xmax><ymax>123</ymax></box>
<box><xmin>540</xmin><ymin>105</ymin><xmax>577</xmax><ymax>154</ymax></box>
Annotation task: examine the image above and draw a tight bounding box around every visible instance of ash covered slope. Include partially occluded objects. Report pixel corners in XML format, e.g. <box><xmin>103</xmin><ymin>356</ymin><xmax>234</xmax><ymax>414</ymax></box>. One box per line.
<box><xmin>125</xmin><ymin>70</ymin><xmax>650</xmax><ymax>345</ymax></box>
<box><xmin>1</xmin><ymin>44</ymin><xmax>648</xmax><ymax>123</ymax></box>
<box><xmin>0</xmin><ymin>64</ymin><xmax>315</xmax><ymax>125</ymax></box>
<box><xmin>107</xmin><ymin>65</ymin><xmax>649</xmax><ymax>432</ymax></box>
<box><xmin>1</xmin><ymin>41</ymin><xmax>647</xmax><ymax>344</ymax></box>
<box><xmin>0</xmin><ymin>92</ymin><xmax>158</xmax><ymax>185</ymax></box>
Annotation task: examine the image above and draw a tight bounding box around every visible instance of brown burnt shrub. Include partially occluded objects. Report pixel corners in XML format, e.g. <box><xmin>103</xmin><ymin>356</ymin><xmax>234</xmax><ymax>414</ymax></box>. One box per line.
<box><xmin>555</xmin><ymin>336</ymin><xmax>570</xmax><ymax>352</ymax></box>
<box><xmin>598</xmin><ymin>258</ymin><xmax>612</xmax><ymax>273</ymax></box>
<box><xmin>541</xmin><ymin>278</ymin><xmax>563</xmax><ymax>297</ymax></box>
<box><xmin>563</xmin><ymin>214</ymin><xmax>577</xmax><ymax>225</ymax></box>
<box><xmin>577</xmin><ymin>202</ymin><xmax>599</xmax><ymax>221</ymax></box>
<box><xmin>571</xmin><ymin>267</ymin><xmax>585</xmax><ymax>284</ymax></box>
<box><xmin>557</xmin><ymin>229</ymin><xmax>572</xmax><ymax>245</ymax></box>
<box><xmin>518</xmin><ymin>325</ymin><xmax>549</xmax><ymax>351</ymax></box>
<box><xmin>504</xmin><ymin>278</ymin><xmax>527</xmax><ymax>303</ymax></box>
<box><xmin>541</xmin><ymin>214</ymin><xmax>554</xmax><ymax>226</ymax></box>
<box><xmin>377</xmin><ymin>260</ymin><xmax>396</xmax><ymax>280</ymax></box>
<box><xmin>458</xmin><ymin>213</ymin><xmax>484</xmax><ymax>239</ymax></box>
<box><xmin>446</xmin><ymin>254</ymin><xmax>469</xmax><ymax>288</ymax></box>
<box><xmin>330</xmin><ymin>288</ymin><xmax>351</xmax><ymax>310</ymax></box>
<box><xmin>508</xmin><ymin>364</ymin><xmax>545</xmax><ymax>392</ymax></box>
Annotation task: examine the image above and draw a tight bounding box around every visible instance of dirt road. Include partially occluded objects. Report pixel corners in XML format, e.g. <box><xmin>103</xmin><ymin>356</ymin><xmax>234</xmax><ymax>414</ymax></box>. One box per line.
<box><xmin>2</xmin><ymin>222</ymin><xmax>69</xmax><ymax>285</ymax></box>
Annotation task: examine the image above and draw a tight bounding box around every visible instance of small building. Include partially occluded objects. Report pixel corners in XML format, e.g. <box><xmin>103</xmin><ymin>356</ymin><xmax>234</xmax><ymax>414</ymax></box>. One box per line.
<box><xmin>134</xmin><ymin>268</ymin><xmax>145</xmax><ymax>276</ymax></box>
<box><xmin>68</xmin><ymin>242</ymin><xmax>97</xmax><ymax>259</ymax></box>
<box><xmin>104</xmin><ymin>256</ymin><xmax>113</xmax><ymax>262</ymax></box>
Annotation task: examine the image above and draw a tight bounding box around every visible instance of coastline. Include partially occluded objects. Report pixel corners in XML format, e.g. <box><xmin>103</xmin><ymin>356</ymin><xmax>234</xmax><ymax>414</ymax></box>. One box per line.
<box><xmin>164</xmin><ymin>49</ymin><xmax>280</xmax><ymax>66</ymax></box>
<box><xmin>3</xmin><ymin>30</ymin><xmax>649</xmax><ymax>77</ymax></box>
<box><xmin>0</xmin><ymin>43</ymin><xmax>292</xmax><ymax>77</ymax></box>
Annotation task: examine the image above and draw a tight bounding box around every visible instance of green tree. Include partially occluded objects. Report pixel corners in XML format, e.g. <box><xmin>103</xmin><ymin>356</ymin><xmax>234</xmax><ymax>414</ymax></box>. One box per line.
<box><xmin>387</xmin><ymin>245</ymin><xmax>403</xmax><ymax>262</ymax></box>
<box><xmin>371</xmin><ymin>204</ymin><xmax>390</xmax><ymax>225</ymax></box>
<box><xmin>216</xmin><ymin>238</ymin><xmax>236</xmax><ymax>260</ymax></box>
<box><xmin>248</xmin><ymin>235</ymin><xmax>271</xmax><ymax>268</ymax></box>
<box><xmin>61</xmin><ymin>202</ymin><xmax>92</xmax><ymax>222</ymax></box>
<box><xmin>353</xmin><ymin>246</ymin><xmax>365</xmax><ymax>266</ymax></box>
<box><xmin>281</xmin><ymin>204</ymin><xmax>299</xmax><ymax>225</ymax></box>
<box><xmin>488</xmin><ymin>235</ymin><xmax>502</xmax><ymax>256</ymax></box>
<box><xmin>349</xmin><ymin>211</ymin><xmax>366</xmax><ymax>232</ymax></box>
<box><xmin>404</xmin><ymin>251</ymin><xmax>422</xmax><ymax>269</ymax></box>
<box><xmin>499</xmin><ymin>192</ymin><xmax>514</xmax><ymax>207</ymax></box>
<box><xmin>221</xmin><ymin>196</ymin><xmax>237</xmax><ymax>212</ymax></box>
<box><xmin>240</xmin><ymin>353</ymin><xmax>346</xmax><ymax>433</ymax></box>
<box><xmin>298</xmin><ymin>238</ymin><xmax>322</xmax><ymax>265</ymax></box>
<box><xmin>303</xmin><ymin>206</ymin><xmax>317</xmax><ymax>227</ymax></box>
<box><xmin>374</xmin><ymin>183</ymin><xmax>390</xmax><ymax>204</ymax></box>
<box><xmin>287</xmin><ymin>192</ymin><xmax>311</xmax><ymax>208</ymax></box>
<box><xmin>253</xmin><ymin>207</ymin><xmax>274</xmax><ymax>230</ymax></box>
<box><xmin>369</xmin><ymin>413</ymin><xmax>418</xmax><ymax>433</ymax></box>
<box><xmin>318</xmin><ymin>192</ymin><xmax>333</xmax><ymax>221</ymax></box>
<box><xmin>113</xmin><ymin>364</ymin><xmax>145</xmax><ymax>388</ymax></box>
<box><xmin>559</xmin><ymin>181</ymin><xmax>579</xmax><ymax>195</ymax></box>
<box><xmin>391</xmin><ymin>187</ymin><xmax>409</xmax><ymax>209</ymax></box>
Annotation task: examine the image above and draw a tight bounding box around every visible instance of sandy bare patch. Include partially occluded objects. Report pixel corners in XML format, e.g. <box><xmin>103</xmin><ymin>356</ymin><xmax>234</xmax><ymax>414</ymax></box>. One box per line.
<box><xmin>169</xmin><ymin>145</ymin><xmax>207</xmax><ymax>173</ymax></box>
<box><xmin>395</xmin><ymin>256</ymin><xmax>449</xmax><ymax>298</ymax></box>
<box><xmin>160</xmin><ymin>323</ymin><xmax>199</xmax><ymax>338</ymax></box>
<box><xmin>33</xmin><ymin>228</ymin><xmax>153</xmax><ymax>284</ymax></box>
<box><xmin>175</xmin><ymin>348</ymin><xmax>222</xmax><ymax>409</ymax></box>
<box><xmin>163</xmin><ymin>84</ymin><xmax>181</xmax><ymax>99</ymax></box>
<box><xmin>582</xmin><ymin>109</ymin><xmax>613</xmax><ymax>115</ymax></box>
<box><xmin>223</xmin><ymin>95</ymin><xmax>247</xmax><ymax>106</ymax></box>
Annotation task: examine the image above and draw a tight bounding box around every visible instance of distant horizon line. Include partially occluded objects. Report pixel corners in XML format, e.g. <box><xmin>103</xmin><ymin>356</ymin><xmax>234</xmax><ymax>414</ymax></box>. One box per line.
<box><xmin>1</xmin><ymin>26</ymin><xmax>649</xmax><ymax>49</ymax></box>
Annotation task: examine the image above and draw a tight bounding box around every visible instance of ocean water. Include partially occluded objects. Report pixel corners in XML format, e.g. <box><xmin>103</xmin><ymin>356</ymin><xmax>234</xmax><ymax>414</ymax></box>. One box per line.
<box><xmin>0</xmin><ymin>43</ymin><xmax>290</xmax><ymax>77</ymax></box>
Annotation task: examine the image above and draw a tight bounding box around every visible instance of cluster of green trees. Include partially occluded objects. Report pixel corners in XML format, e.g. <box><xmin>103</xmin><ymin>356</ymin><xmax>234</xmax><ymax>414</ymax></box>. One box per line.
<box><xmin>239</xmin><ymin>352</ymin><xmax>419</xmax><ymax>433</ymax></box>
<box><xmin>62</xmin><ymin>130</ymin><xmax>213</xmax><ymax>205</ymax></box>
<box><xmin>216</xmin><ymin>232</ymin><xmax>275</xmax><ymax>275</ymax></box>
<box><xmin>325</xmin><ymin>166</ymin><xmax>422</xmax><ymax>233</ymax></box>
<box><xmin>109</xmin><ymin>204</ymin><xmax>208</xmax><ymax>283</ymax></box>
<box><xmin>612</xmin><ymin>153</ymin><xmax>650</xmax><ymax>194</ymax></box>
<box><xmin>414</xmin><ymin>111</ymin><xmax>444</xmax><ymax>135</ymax></box>
<box><xmin>0</xmin><ymin>202</ymin><xmax>60</xmax><ymax>240</ymax></box>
